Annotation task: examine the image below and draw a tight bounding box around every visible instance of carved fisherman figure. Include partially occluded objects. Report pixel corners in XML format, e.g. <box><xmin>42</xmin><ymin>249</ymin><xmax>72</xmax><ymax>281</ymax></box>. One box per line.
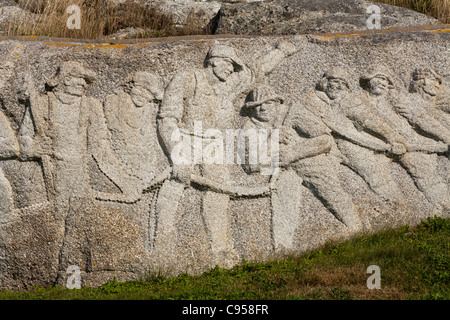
<box><xmin>305</xmin><ymin>67</ymin><xmax>409</xmax><ymax>204</ymax></box>
<box><xmin>360</xmin><ymin>66</ymin><xmax>449</xmax><ymax>211</ymax></box>
<box><xmin>241</xmin><ymin>85</ymin><xmax>357</xmax><ymax>252</ymax></box>
<box><xmin>396</xmin><ymin>68</ymin><xmax>450</xmax><ymax>141</ymax></box>
<box><xmin>23</xmin><ymin>62</ymin><xmax>142</xmax><ymax>219</ymax></box>
<box><xmin>103</xmin><ymin>71</ymin><xmax>166</xmax><ymax>186</ymax></box>
<box><xmin>280</xmin><ymin>86</ymin><xmax>363</xmax><ymax>234</ymax></box>
<box><xmin>155</xmin><ymin>42</ymin><xmax>298</xmax><ymax>267</ymax></box>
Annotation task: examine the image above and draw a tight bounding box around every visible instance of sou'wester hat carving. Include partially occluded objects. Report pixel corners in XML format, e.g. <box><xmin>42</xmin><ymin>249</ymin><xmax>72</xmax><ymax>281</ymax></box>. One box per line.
<box><xmin>123</xmin><ymin>71</ymin><xmax>164</xmax><ymax>101</ymax></box>
<box><xmin>205</xmin><ymin>44</ymin><xmax>245</xmax><ymax>72</ymax></box>
<box><xmin>244</xmin><ymin>86</ymin><xmax>284</xmax><ymax>111</ymax></box>
<box><xmin>46</xmin><ymin>61</ymin><xmax>97</xmax><ymax>89</ymax></box>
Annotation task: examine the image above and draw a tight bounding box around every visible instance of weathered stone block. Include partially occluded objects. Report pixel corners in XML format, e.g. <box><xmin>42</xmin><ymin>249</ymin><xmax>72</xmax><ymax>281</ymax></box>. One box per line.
<box><xmin>0</xmin><ymin>27</ymin><xmax>448</xmax><ymax>288</ymax></box>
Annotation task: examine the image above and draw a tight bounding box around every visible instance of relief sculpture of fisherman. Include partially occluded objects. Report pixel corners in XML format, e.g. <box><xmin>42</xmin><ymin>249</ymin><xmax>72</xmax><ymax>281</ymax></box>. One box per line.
<box><xmin>360</xmin><ymin>65</ymin><xmax>449</xmax><ymax>211</ymax></box>
<box><xmin>304</xmin><ymin>68</ymin><xmax>410</xmax><ymax>205</ymax></box>
<box><xmin>155</xmin><ymin>42</ymin><xmax>299</xmax><ymax>268</ymax></box>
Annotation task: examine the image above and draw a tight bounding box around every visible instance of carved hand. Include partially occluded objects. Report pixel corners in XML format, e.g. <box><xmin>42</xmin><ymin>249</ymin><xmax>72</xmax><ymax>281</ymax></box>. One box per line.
<box><xmin>394</xmin><ymin>104</ymin><xmax>414</xmax><ymax>119</ymax></box>
<box><xmin>171</xmin><ymin>164</ymin><xmax>192</xmax><ymax>187</ymax></box>
<box><xmin>390</xmin><ymin>142</ymin><xmax>407</xmax><ymax>156</ymax></box>
<box><xmin>33</xmin><ymin>135</ymin><xmax>53</xmax><ymax>158</ymax></box>
<box><xmin>280</xmin><ymin>126</ymin><xmax>299</xmax><ymax>145</ymax></box>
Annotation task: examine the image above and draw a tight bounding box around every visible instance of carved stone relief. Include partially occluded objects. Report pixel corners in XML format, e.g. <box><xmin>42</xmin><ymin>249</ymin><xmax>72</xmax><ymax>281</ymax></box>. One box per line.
<box><xmin>0</xmin><ymin>35</ymin><xmax>448</xmax><ymax>288</ymax></box>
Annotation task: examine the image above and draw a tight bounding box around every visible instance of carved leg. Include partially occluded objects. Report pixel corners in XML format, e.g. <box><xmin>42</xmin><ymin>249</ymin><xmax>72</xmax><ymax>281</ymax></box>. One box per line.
<box><xmin>202</xmin><ymin>191</ymin><xmax>237</xmax><ymax>268</ymax></box>
<box><xmin>296</xmin><ymin>155</ymin><xmax>362</xmax><ymax>233</ymax></box>
<box><xmin>271</xmin><ymin>168</ymin><xmax>303</xmax><ymax>254</ymax></box>
<box><xmin>337</xmin><ymin>139</ymin><xmax>406</xmax><ymax>204</ymax></box>
<box><xmin>152</xmin><ymin>179</ymin><xmax>185</xmax><ymax>269</ymax></box>
<box><xmin>0</xmin><ymin>169</ymin><xmax>16</xmax><ymax>225</ymax></box>
<box><xmin>401</xmin><ymin>152</ymin><xmax>449</xmax><ymax>211</ymax></box>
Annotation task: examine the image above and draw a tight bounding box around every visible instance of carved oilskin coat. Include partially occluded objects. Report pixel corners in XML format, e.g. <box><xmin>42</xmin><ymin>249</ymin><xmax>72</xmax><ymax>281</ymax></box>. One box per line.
<box><xmin>103</xmin><ymin>89</ymin><xmax>165</xmax><ymax>185</ymax></box>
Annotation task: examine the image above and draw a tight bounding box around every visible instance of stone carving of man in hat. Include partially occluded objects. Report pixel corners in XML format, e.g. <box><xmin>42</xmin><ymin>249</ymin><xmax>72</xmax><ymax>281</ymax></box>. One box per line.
<box><xmin>360</xmin><ymin>65</ymin><xmax>450</xmax><ymax>208</ymax></box>
<box><xmin>304</xmin><ymin>67</ymin><xmax>409</xmax><ymax>204</ymax></box>
<box><xmin>23</xmin><ymin>61</ymin><xmax>143</xmax><ymax>220</ymax></box>
<box><xmin>271</xmin><ymin>87</ymin><xmax>364</xmax><ymax>234</ymax></box>
<box><xmin>241</xmin><ymin>85</ymin><xmax>360</xmax><ymax>250</ymax></box>
<box><xmin>0</xmin><ymin>61</ymin><xmax>55</xmax><ymax>224</ymax></box>
<box><xmin>397</xmin><ymin>68</ymin><xmax>450</xmax><ymax>134</ymax></box>
<box><xmin>101</xmin><ymin>71</ymin><xmax>169</xmax><ymax>251</ymax></box>
<box><xmin>155</xmin><ymin>41</ymin><xmax>299</xmax><ymax>268</ymax></box>
<box><xmin>103</xmin><ymin>71</ymin><xmax>167</xmax><ymax>188</ymax></box>
<box><xmin>360</xmin><ymin>65</ymin><xmax>449</xmax><ymax>211</ymax></box>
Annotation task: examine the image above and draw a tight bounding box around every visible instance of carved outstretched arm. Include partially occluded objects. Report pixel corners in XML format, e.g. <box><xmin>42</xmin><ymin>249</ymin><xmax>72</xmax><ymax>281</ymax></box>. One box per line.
<box><xmin>156</xmin><ymin>71</ymin><xmax>193</xmax><ymax>161</ymax></box>
<box><xmin>280</xmin><ymin>131</ymin><xmax>332</xmax><ymax>166</ymax></box>
<box><xmin>257</xmin><ymin>41</ymin><xmax>299</xmax><ymax>76</ymax></box>
<box><xmin>347</xmin><ymin>103</ymin><xmax>409</xmax><ymax>149</ymax></box>
<box><xmin>395</xmin><ymin>104</ymin><xmax>450</xmax><ymax>145</ymax></box>
<box><xmin>157</xmin><ymin>72</ymin><xmax>196</xmax><ymax>185</ymax></box>
<box><xmin>321</xmin><ymin>117</ymin><xmax>389</xmax><ymax>152</ymax></box>
<box><xmin>0</xmin><ymin>111</ymin><xmax>19</xmax><ymax>159</ymax></box>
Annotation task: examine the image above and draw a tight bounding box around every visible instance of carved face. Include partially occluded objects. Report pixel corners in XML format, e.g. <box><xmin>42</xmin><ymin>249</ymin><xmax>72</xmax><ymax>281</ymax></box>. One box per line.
<box><xmin>421</xmin><ymin>77</ymin><xmax>441</xmax><ymax>96</ymax></box>
<box><xmin>369</xmin><ymin>76</ymin><xmax>390</xmax><ymax>96</ymax></box>
<box><xmin>326</xmin><ymin>78</ymin><xmax>348</xmax><ymax>100</ymax></box>
<box><xmin>209</xmin><ymin>57</ymin><xmax>234</xmax><ymax>82</ymax></box>
<box><xmin>254</xmin><ymin>100</ymin><xmax>279</xmax><ymax>124</ymax></box>
<box><xmin>61</xmin><ymin>76</ymin><xmax>87</xmax><ymax>97</ymax></box>
<box><xmin>130</xmin><ymin>85</ymin><xmax>155</xmax><ymax>107</ymax></box>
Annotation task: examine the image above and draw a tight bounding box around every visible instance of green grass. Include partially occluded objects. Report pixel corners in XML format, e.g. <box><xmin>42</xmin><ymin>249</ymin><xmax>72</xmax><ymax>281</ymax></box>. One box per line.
<box><xmin>0</xmin><ymin>216</ymin><xmax>448</xmax><ymax>300</ymax></box>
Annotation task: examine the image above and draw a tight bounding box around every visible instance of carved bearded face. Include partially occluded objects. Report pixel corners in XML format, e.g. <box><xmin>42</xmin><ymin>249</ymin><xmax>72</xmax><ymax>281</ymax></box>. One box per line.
<box><xmin>130</xmin><ymin>84</ymin><xmax>155</xmax><ymax>108</ymax></box>
<box><xmin>421</xmin><ymin>77</ymin><xmax>441</xmax><ymax>97</ymax></box>
<box><xmin>326</xmin><ymin>78</ymin><xmax>348</xmax><ymax>100</ymax></box>
<box><xmin>209</xmin><ymin>57</ymin><xmax>234</xmax><ymax>82</ymax></box>
<box><xmin>369</xmin><ymin>76</ymin><xmax>390</xmax><ymax>96</ymax></box>
<box><xmin>61</xmin><ymin>76</ymin><xmax>87</xmax><ymax>97</ymax></box>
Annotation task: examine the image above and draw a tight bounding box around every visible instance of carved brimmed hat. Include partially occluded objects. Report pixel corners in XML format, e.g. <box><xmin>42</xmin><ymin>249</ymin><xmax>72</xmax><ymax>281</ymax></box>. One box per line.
<box><xmin>205</xmin><ymin>44</ymin><xmax>244</xmax><ymax>72</ymax></box>
<box><xmin>243</xmin><ymin>86</ymin><xmax>284</xmax><ymax>111</ymax></box>
<box><xmin>360</xmin><ymin>65</ymin><xmax>394</xmax><ymax>88</ymax></box>
<box><xmin>46</xmin><ymin>61</ymin><xmax>97</xmax><ymax>88</ymax></box>
<box><xmin>412</xmin><ymin>68</ymin><xmax>443</xmax><ymax>84</ymax></box>
<box><xmin>317</xmin><ymin>67</ymin><xmax>351</xmax><ymax>91</ymax></box>
<box><xmin>123</xmin><ymin>71</ymin><xmax>164</xmax><ymax>101</ymax></box>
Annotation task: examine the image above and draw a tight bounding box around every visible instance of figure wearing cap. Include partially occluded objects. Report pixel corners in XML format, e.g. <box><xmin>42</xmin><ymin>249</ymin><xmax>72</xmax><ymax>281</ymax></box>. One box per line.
<box><xmin>103</xmin><ymin>71</ymin><xmax>167</xmax><ymax>186</ymax></box>
<box><xmin>359</xmin><ymin>65</ymin><xmax>449</xmax><ymax>212</ymax></box>
<box><xmin>154</xmin><ymin>41</ymin><xmax>299</xmax><ymax>268</ymax></box>
<box><xmin>23</xmin><ymin>61</ymin><xmax>143</xmax><ymax>219</ymax></box>
<box><xmin>241</xmin><ymin>85</ymin><xmax>358</xmax><ymax>248</ymax></box>
<box><xmin>402</xmin><ymin>68</ymin><xmax>450</xmax><ymax>130</ymax></box>
<box><xmin>304</xmin><ymin>67</ymin><xmax>410</xmax><ymax>204</ymax></box>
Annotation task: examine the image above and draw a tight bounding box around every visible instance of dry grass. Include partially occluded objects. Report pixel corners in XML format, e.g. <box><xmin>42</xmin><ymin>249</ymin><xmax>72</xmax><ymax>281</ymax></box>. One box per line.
<box><xmin>7</xmin><ymin>0</ymin><xmax>181</xmax><ymax>39</ymax></box>
<box><xmin>5</xmin><ymin>0</ymin><xmax>449</xmax><ymax>39</ymax></box>
<box><xmin>373</xmin><ymin>0</ymin><xmax>450</xmax><ymax>23</ymax></box>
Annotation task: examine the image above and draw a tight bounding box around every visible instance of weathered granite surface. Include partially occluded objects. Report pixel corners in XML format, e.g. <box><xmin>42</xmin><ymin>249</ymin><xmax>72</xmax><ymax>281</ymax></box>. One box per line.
<box><xmin>214</xmin><ymin>0</ymin><xmax>441</xmax><ymax>35</ymax></box>
<box><xmin>0</xmin><ymin>28</ymin><xmax>449</xmax><ymax>289</ymax></box>
<box><xmin>8</xmin><ymin>0</ymin><xmax>443</xmax><ymax>37</ymax></box>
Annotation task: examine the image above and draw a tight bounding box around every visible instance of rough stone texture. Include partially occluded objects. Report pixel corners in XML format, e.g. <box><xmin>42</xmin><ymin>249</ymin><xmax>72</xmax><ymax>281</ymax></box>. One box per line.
<box><xmin>6</xmin><ymin>0</ymin><xmax>444</xmax><ymax>37</ymax></box>
<box><xmin>0</xmin><ymin>28</ymin><xmax>449</xmax><ymax>289</ymax></box>
<box><xmin>215</xmin><ymin>0</ymin><xmax>441</xmax><ymax>35</ymax></box>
